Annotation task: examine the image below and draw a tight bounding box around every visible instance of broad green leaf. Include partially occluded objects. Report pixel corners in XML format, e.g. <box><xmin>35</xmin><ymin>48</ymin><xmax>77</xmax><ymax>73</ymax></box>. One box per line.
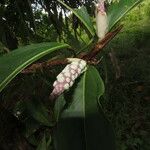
<box><xmin>0</xmin><ymin>42</ymin><xmax>69</xmax><ymax>92</ymax></box>
<box><xmin>54</xmin><ymin>66</ymin><xmax>115</xmax><ymax>150</ymax></box>
<box><xmin>108</xmin><ymin>0</ymin><xmax>142</xmax><ymax>30</ymax></box>
<box><xmin>54</xmin><ymin>94</ymin><xmax>66</xmax><ymax>122</ymax></box>
<box><xmin>58</xmin><ymin>0</ymin><xmax>95</xmax><ymax>36</ymax></box>
<box><xmin>26</xmin><ymin>98</ymin><xmax>54</xmax><ymax>127</ymax></box>
<box><xmin>36</xmin><ymin>135</ymin><xmax>47</xmax><ymax>150</ymax></box>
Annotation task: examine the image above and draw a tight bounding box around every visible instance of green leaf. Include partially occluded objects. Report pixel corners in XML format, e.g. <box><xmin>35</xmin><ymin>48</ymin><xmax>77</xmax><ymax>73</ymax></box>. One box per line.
<box><xmin>36</xmin><ymin>135</ymin><xmax>47</xmax><ymax>150</ymax></box>
<box><xmin>108</xmin><ymin>0</ymin><xmax>142</xmax><ymax>30</ymax></box>
<box><xmin>0</xmin><ymin>42</ymin><xmax>69</xmax><ymax>92</ymax></box>
<box><xmin>54</xmin><ymin>66</ymin><xmax>115</xmax><ymax>150</ymax></box>
<box><xmin>54</xmin><ymin>94</ymin><xmax>66</xmax><ymax>122</ymax></box>
<box><xmin>26</xmin><ymin>98</ymin><xmax>54</xmax><ymax>127</ymax></box>
<box><xmin>58</xmin><ymin>0</ymin><xmax>95</xmax><ymax>36</ymax></box>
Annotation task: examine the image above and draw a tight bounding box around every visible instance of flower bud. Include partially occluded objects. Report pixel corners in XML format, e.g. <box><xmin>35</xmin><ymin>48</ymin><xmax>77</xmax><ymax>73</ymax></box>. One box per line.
<box><xmin>95</xmin><ymin>0</ymin><xmax>108</xmax><ymax>40</ymax></box>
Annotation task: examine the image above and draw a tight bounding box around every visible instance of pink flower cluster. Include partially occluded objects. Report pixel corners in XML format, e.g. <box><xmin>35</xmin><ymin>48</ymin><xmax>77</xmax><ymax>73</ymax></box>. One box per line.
<box><xmin>97</xmin><ymin>0</ymin><xmax>106</xmax><ymax>15</ymax></box>
<box><xmin>50</xmin><ymin>58</ymin><xmax>87</xmax><ymax>99</ymax></box>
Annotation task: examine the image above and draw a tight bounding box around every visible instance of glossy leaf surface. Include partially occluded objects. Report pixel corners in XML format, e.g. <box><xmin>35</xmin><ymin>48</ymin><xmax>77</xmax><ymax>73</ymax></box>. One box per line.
<box><xmin>0</xmin><ymin>42</ymin><xmax>69</xmax><ymax>92</ymax></box>
<box><xmin>54</xmin><ymin>66</ymin><xmax>115</xmax><ymax>150</ymax></box>
<box><xmin>108</xmin><ymin>0</ymin><xmax>142</xmax><ymax>30</ymax></box>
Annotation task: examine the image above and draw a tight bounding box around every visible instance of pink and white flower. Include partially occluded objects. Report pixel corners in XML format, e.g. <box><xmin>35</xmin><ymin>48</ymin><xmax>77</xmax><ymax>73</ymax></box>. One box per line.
<box><xmin>50</xmin><ymin>58</ymin><xmax>87</xmax><ymax>99</ymax></box>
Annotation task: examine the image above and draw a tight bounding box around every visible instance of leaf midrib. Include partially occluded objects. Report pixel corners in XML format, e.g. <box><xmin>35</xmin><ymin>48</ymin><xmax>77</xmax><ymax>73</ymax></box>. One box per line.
<box><xmin>83</xmin><ymin>68</ymin><xmax>87</xmax><ymax>150</ymax></box>
<box><xmin>0</xmin><ymin>44</ymin><xmax>68</xmax><ymax>92</ymax></box>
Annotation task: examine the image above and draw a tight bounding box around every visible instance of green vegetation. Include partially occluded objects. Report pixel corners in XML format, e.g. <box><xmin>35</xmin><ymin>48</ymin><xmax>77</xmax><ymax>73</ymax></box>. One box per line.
<box><xmin>0</xmin><ymin>0</ymin><xmax>149</xmax><ymax>150</ymax></box>
<box><xmin>100</xmin><ymin>2</ymin><xmax>150</xmax><ymax>149</ymax></box>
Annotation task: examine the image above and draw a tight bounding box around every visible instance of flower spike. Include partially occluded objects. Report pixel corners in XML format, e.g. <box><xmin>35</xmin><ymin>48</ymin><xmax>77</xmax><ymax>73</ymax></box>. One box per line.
<box><xmin>50</xmin><ymin>58</ymin><xmax>87</xmax><ymax>100</ymax></box>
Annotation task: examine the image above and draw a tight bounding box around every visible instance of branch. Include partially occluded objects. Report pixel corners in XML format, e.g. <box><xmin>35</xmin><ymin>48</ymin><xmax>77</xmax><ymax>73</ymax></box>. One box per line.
<box><xmin>80</xmin><ymin>25</ymin><xmax>123</xmax><ymax>60</ymax></box>
<box><xmin>22</xmin><ymin>59</ymin><xmax>68</xmax><ymax>73</ymax></box>
<box><xmin>22</xmin><ymin>58</ymin><xmax>101</xmax><ymax>74</ymax></box>
<box><xmin>22</xmin><ymin>26</ymin><xmax>123</xmax><ymax>74</ymax></box>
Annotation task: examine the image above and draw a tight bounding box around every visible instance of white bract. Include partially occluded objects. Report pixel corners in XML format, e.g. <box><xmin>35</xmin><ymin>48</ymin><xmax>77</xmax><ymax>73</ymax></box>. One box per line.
<box><xmin>95</xmin><ymin>0</ymin><xmax>108</xmax><ymax>40</ymax></box>
<box><xmin>50</xmin><ymin>58</ymin><xmax>87</xmax><ymax>99</ymax></box>
<box><xmin>57</xmin><ymin>76</ymin><xmax>65</xmax><ymax>83</ymax></box>
<box><xmin>71</xmin><ymin>69</ymin><xmax>75</xmax><ymax>74</ymax></box>
<box><xmin>64</xmin><ymin>72</ymin><xmax>70</xmax><ymax>77</ymax></box>
<box><xmin>71</xmin><ymin>64</ymin><xmax>78</xmax><ymax>70</ymax></box>
<box><xmin>66</xmin><ymin>77</ymin><xmax>70</xmax><ymax>82</ymax></box>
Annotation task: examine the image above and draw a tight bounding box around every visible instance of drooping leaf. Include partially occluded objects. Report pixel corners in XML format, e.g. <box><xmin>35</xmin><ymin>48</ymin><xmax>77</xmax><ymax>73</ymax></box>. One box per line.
<box><xmin>108</xmin><ymin>0</ymin><xmax>143</xmax><ymax>30</ymax></box>
<box><xmin>0</xmin><ymin>42</ymin><xmax>69</xmax><ymax>92</ymax></box>
<box><xmin>58</xmin><ymin>0</ymin><xmax>95</xmax><ymax>36</ymax></box>
<box><xmin>54</xmin><ymin>66</ymin><xmax>115</xmax><ymax>150</ymax></box>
